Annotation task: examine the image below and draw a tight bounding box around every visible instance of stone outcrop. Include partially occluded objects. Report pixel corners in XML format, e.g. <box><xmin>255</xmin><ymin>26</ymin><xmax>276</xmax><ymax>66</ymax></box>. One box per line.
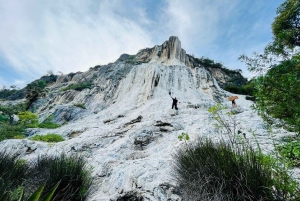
<box><xmin>132</xmin><ymin>36</ymin><xmax>199</xmax><ymax>68</ymax></box>
<box><xmin>207</xmin><ymin>67</ymin><xmax>247</xmax><ymax>88</ymax></box>
<box><xmin>0</xmin><ymin>36</ymin><xmax>271</xmax><ymax>201</ymax></box>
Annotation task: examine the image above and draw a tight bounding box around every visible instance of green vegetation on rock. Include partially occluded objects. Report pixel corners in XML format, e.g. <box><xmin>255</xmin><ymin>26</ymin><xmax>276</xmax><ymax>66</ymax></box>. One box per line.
<box><xmin>30</xmin><ymin>134</ymin><xmax>64</xmax><ymax>142</ymax></box>
<box><xmin>18</xmin><ymin>111</ymin><xmax>39</xmax><ymax>128</ymax></box>
<box><xmin>60</xmin><ymin>82</ymin><xmax>92</xmax><ymax>92</ymax></box>
<box><xmin>25</xmin><ymin>80</ymin><xmax>48</xmax><ymax>111</ymax></box>
<box><xmin>73</xmin><ymin>103</ymin><xmax>86</xmax><ymax>109</ymax></box>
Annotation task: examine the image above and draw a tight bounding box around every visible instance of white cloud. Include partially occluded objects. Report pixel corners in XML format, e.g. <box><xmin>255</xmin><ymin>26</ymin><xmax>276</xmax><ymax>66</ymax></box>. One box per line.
<box><xmin>161</xmin><ymin>0</ymin><xmax>240</xmax><ymax>52</ymax></box>
<box><xmin>0</xmin><ymin>0</ymin><xmax>282</xmax><ymax>86</ymax></box>
<box><xmin>0</xmin><ymin>0</ymin><xmax>153</xmax><ymax>79</ymax></box>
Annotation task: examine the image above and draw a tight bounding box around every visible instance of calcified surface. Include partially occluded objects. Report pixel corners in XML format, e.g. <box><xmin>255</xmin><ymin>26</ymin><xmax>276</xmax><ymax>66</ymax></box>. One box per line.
<box><xmin>1</xmin><ymin>37</ymin><xmax>299</xmax><ymax>200</ymax></box>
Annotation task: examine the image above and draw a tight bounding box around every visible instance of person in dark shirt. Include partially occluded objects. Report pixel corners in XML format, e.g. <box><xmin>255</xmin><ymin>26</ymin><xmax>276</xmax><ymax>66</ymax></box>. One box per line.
<box><xmin>232</xmin><ymin>100</ymin><xmax>237</xmax><ymax>108</ymax></box>
<box><xmin>169</xmin><ymin>92</ymin><xmax>178</xmax><ymax>110</ymax></box>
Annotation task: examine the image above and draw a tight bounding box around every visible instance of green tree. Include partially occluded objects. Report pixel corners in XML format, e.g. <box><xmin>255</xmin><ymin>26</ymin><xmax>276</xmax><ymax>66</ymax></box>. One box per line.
<box><xmin>255</xmin><ymin>58</ymin><xmax>300</xmax><ymax>132</ymax></box>
<box><xmin>239</xmin><ymin>0</ymin><xmax>300</xmax><ymax>133</ymax></box>
<box><xmin>25</xmin><ymin>80</ymin><xmax>48</xmax><ymax>111</ymax></box>
<box><xmin>271</xmin><ymin>0</ymin><xmax>300</xmax><ymax>55</ymax></box>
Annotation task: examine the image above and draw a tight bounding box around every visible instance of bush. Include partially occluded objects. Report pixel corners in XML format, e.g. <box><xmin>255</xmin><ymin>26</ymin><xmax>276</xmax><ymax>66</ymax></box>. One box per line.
<box><xmin>73</xmin><ymin>103</ymin><xmax>86</xmax><ymax>109</ymax></box>
<box><xmin>0</xmin><ymin>122</ymin><xmax>25</xmax><ymax>142</ymax></box>
<box><xmin>38</xmin><ymin>122</ymin><xmax>60</xmax><ymax>129</ymax></box>
<box><xmin>0</xmin><ymin>88</ymin><xmax>20</xmax><ymax>100</ymax></box>
<box><xmin>30</xmin><ymin>134</ymin><xmax>64</xmax><ymax>142</ymax></box>
<box><xmin>253</xmin><ymin>59</ymin><xmax>300</xmax><ymax>133</ymax></box>
<box><xmin>277</xmin><ymin>139</ymin><xmax>300</xmax><ymax>167</ymax></box>
<box><xmin>29</xmin><ymin>154</ymin><xmax>92</xmax><ymax>201</ymax></box>
<box><xmin>18</xmin><ymin>111</ymin><xmax>38</xmax><ymax>128</ymax></box>
<box><xmin>224</xmin><ymin>80</ymin><xmax>256</xmax><ymax>96</ymax></box>
<box><xmin>173</xmin><ymin>138</ymin><xmax>300</xmax><ymax>201</ymax></box>
<box><xmin>60</xmin><ymin>82</ymin><xmax>92</xmax><ymax>92</ymax></box>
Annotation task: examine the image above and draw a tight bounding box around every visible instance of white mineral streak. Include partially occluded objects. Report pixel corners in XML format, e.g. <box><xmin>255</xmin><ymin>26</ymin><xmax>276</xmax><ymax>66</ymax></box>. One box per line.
<box><xmin>1</xmin><ymin>36</ymin><xmax>299</xmax><ymax>200</ymax></box>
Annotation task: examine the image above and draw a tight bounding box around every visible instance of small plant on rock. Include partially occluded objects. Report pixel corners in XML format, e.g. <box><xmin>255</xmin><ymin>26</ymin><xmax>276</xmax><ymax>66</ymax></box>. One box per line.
<box><xmin>30</xmin><ymin>134</ymin><xmax>64</xmax><ymax>142</ymax></box>
<box><xmin>73</xmin><ymin>103</ymin><xmax>86</xmax><ymax>109</ymax></box>
<box><xmin>178</xmin><ymin>132</ymin><xmax>190</xmax><ymax>141</ymax></box>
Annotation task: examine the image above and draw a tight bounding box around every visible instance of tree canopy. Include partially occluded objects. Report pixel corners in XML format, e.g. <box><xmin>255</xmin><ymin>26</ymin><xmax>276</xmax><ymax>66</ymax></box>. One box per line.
<box><xmin>240</xmin><ymin>0</ymin><xmax>300</xmax><ymax>133</ymax></box>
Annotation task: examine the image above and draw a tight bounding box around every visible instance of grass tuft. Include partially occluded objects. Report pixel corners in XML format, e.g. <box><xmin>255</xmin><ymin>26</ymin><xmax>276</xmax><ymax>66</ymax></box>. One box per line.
<box><xmin>173</xmin><ymin>138</ymin><xmax>300</xmax><ymax>201</ymax></box>
<box><xmin>38</xmin><ymin>122</ymin><xmax>61</xmax><ymax>129</ymax></box>
<box><xmin>0</xmin><ymin>152</ymin><xmax>92</xmax><ymax>201</ymax></box>
<box><xmin>29</xmin><ymin>154</ymin><xmax>92</xmax><ymax>200</ymax></box>
<box><xmin>0</xmin><ymin>152</ymin><xmax>29</xmax><ymax>197</ymax></box>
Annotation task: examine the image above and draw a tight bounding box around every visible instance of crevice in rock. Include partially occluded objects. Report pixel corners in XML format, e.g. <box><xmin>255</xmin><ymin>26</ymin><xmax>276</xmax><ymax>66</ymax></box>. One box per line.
<box><xmin>124</xmin><ymin>115</ymin><xmax>142</xmax><ymax>127</ymax></box>
<box><xmin>154</xmin><ymin>121</ymin><xmax>173</xmax><ymax>127</ymax></box>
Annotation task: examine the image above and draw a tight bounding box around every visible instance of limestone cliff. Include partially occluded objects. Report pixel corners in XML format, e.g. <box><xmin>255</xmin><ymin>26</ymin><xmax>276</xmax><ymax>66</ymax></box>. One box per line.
<box><xmin>1</xmin><ymin>36</ymin><xmax>282</xmax><ymax>201</ymax></box>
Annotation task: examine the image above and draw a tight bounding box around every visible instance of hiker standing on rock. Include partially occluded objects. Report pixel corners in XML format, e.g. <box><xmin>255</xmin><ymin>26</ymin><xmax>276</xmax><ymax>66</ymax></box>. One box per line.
<box><xmin>232</xmin><ymin>100</ymin><xmax>237</xmax><ymax>108</ymax></box>
<box><xmin>169</xmin><ymin>92</ymin><xmax>178</xmax><ymax>110</ymax></box>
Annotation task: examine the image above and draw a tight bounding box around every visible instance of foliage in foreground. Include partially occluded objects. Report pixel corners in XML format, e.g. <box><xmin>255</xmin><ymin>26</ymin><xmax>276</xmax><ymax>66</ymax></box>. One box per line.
<box><xmin>277</xmin><ymin>137</ymin><xmax>300</xmax><ymax>167</ymax></box>
<box><xmin>254</xmin><ymin>58</ymin><xmax>300</xmax><ymax>133</ymax></box>
<box><xmin>0</xmin><ymin>152</ymin><xmax>92</xmax><ymax>201</ymax></box>
<box><xmin>30</xmin><ymin>134</ymin><xmax>64</xmax><ymax>143</ymax></box>
<box><xmin>173</xmin><ymin>138</ymin><xmax>300</xmax><ymax>201</ymax></box>
<box><xmin>28</xmin><ymin>154</ymin><xmax>92</xmax><ymax>201</ymax></box>
<box><xmin>239</xmin><ymin>0</ymin><xmax>300</xmax><ymax>134</ymax></box>
<box><xmin>1</xmin><ymin>181</ymin><xmax>60</xmax><ymax>201</ymax></box>
<box><xmin>0</xmin><ymin>153</ymin><xmax>29</xmax><ymax>198</ymax></box>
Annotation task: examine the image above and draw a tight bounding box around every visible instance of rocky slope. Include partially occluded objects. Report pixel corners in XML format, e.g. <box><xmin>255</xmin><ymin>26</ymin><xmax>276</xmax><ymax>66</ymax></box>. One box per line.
<box><xmin>1</xmin><ymin>36</ymin><xmax>298</xmax><ymax>200</ymax></box>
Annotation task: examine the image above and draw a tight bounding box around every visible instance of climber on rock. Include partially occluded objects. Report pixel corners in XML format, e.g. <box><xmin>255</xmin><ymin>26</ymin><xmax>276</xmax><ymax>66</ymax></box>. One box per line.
<box><xmin>169</xmin><ymin>92</ymin><xmax>178</xmax><ymax>110</ymax></box>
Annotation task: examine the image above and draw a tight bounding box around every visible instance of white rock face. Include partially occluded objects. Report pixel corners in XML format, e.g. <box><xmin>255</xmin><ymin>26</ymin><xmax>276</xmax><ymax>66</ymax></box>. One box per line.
<box><xmin>1</xmin><ymin>37</ymin><xmax>299</xmax><ymax>200</ymax></box>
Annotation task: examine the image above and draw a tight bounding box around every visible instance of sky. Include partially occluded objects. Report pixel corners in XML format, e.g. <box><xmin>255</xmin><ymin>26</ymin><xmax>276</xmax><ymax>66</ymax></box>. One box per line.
<box><xmin>0</xmin><ymin>0</ymin><xmax>284</xmax><ymax>88</ymax></box>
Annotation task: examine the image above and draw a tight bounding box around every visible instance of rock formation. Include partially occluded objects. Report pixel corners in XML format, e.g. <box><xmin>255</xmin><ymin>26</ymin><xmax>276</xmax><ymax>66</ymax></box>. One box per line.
<box><xmin>0</xmin><ymin>36</ymin><xmax>295</xmax><ymax>200</ymax></box>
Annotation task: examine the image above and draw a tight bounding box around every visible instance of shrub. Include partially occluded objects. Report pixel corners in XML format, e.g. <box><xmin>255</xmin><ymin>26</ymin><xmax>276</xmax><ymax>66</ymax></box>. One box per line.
<box><xmin>60</xmin><ymin>82</ymin><xmax>92</xmax><ymax>92</ymax></box>
<box><xmin>13</xmin><ymin>135</ymin><xmax>26</xmax><ymax>139</ymax></box>
<box><xmin>277</xmin><ymin>139</ymin><xmax>300</xmax><ymax>167</ymax></box>
<box><xmin>0</xmin><ymin>88</ymin><xmax>20</xmax><ymax>100</ymax></box>
<box><xmin>18</xmin><ymin>111</ymin><xmax>38</xmax><ymax>128</ymax></box>
<box><xmin>38</xmin><ymin>122</ymin><xmax>60</xmax><ymax>129</ymax></box>
<box><xmin>74</xmin><ymin>103</ymin><xmax>86</xmax><ymax>109</ymax></box>
<box><xmin>0</xmin><ymin>122</ymin><xmax>25</xmax><ymax>142</ymax></box>
<box><xmin>0</xmin><ymin>103</ymin><xmax>26</xmax><ymax>124</ymax></box>
<box><xmin>173</xmin><ymin>138</ymin><xmax>300</xmax><ymax>201</ymax></box>
<box><xmin>30</xmin><ymin>134</ymin><xmax>64</xmax><ymax>142</ymax></box>
<box><xmin>29</xmin><ymin>154</ymin><xmax>92</xmax><ymax>201</ymax></box>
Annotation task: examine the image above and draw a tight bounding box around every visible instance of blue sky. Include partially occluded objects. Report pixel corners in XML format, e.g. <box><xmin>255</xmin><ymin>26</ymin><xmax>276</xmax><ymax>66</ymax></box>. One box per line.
<box><xmin>0</xmin><ymin>0</ymin><xmax>284</xmax><ymax>88</ymax></box>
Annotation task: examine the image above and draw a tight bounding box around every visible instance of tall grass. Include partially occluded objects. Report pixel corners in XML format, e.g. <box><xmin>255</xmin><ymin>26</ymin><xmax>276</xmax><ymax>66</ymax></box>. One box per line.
<box><xmin>0</xmin><ymin>152</ymin><xmax>92</xmax><ymax>201</ymax></box>
<box><xmin>0</xmin><ymin>152</ymin><xmax>29</xmax><ymax>197</ymax></box>
<box><xmin>173</xmin><ymin>138</ymin><xmax>300</xmax><ymax>201</ymax></box>
<box><xmin>28</xmin><ymin>154</ymin><xmax>92</xmax><ymax>201</ymax></box>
